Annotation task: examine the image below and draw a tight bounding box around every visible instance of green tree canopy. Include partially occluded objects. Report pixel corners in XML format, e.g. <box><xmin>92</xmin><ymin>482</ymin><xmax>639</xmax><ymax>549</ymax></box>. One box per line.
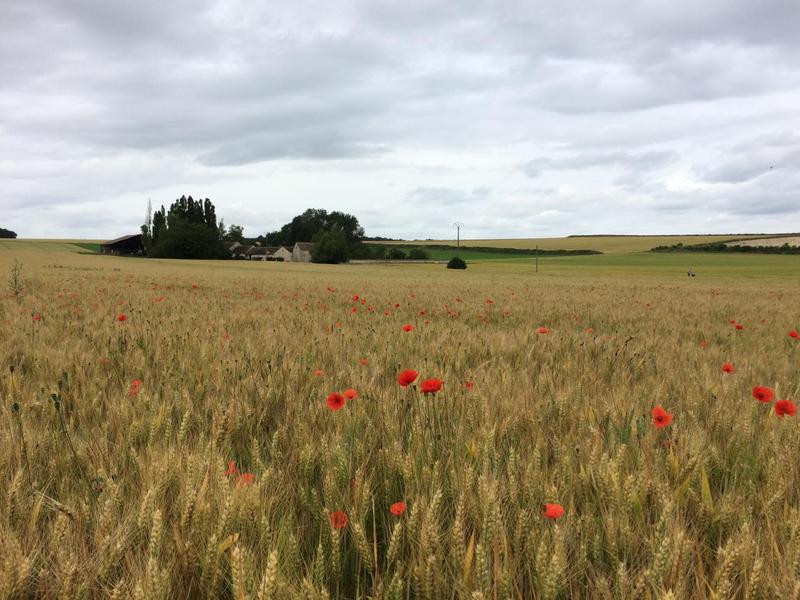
<box><xmin>266</xmin><ymin>208</ymin><xmax>365</xmax><ymax>246</ymax></box>
<box><xmin>0</xmin><ymin>228</ymin><xmax>17</xmax><ymax>239</ymax></box>
<box><xmin>141</xmin><ymin>196</ymin><xmax>227</xmax><ymax>259</ymax></box>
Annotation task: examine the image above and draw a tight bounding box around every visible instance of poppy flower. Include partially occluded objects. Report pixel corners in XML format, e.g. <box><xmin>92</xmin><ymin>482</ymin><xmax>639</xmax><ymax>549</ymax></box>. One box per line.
<box><xmin>117</xmin><ymin>314</ymin><xmax>127</xmax><ymax>322</ymax></box>
<box><xmin>542</xmin><ymin>503</ymin><xmax>565</xmax><ymax>519</ymax></box>
<box><xmin>722</xmin><ymin>363</ymin><xmax>735</xmax><ymax>373</ymax></box>
<box><xmin>753</xmin><ymin>386</ymin><xmax>774</xmax><ymax>403</ymax></box>
<box><xmin>343</xmin><ymin>388</ymin><xmax>358</xmax><ymax>400</ymax></box>
<box><xmin>390</xmin><ymin>502</ymin><xmax>407</xmax><ymax>516</ymax></box>
<box><xmin>651</xmin><ymin>405</ymin><xmax>673</xmax><ymax>428</ymax></box>
<box><xmin>313</xmin><ymin>369</ymin><xmax>324</xmax><ymax>377</ymax></box>
<box><xmin>402</xmin><ymin>324</ymin><xmax>414</xmax><ymax>332</ymax></box>
<box><xmin>330</xmin><ymin>511</ymin><xmax>348</xmax><ymax>530</ymax></box>
<box><xmin>129</xmin><ymin>379</ymin><xmax>143</xmax><ymax>396</ymax></box>
<box><xmin>398</xmin><ymin>369</ymin><xmax>419</xmax><ymax>387</ymax></box>
<box><xmin>775</xmin><ymin>399</ymin><xmax>796</xmax><ymax>418</ymax></box>
<box><xmin>420</xmin><ymin>378</ymin><xmax>443</xmax><ymax>394</ymax></box>
<box><xmin>729</xmin><ymin>319</ymin><xmax>737</xmax><ymax>324</ymax></box>
<box><xmin>465</xmin><ymin>380</ymin><xmax>475</xmax><ymax>390</ymax></box>
<box><xmin>735</xmin><ymin>324</ymin><xmax>744</xmax><ymax>331</ymax></box>
<box><xmin>352</xmin><ymin>295</ymin><xmax>359</xmax><ymax>302</ymax></box>
<box><xmin>699</xmin><ymin>340</ymin><xmax>709</xmax><ymax>349</ymax></box>
<box><xmin>586</xmin><ymin>327</ymin><xmax>594</xmax><ymax>334</ymax></box>
<box><xmin>326</xmin><ymin>392</ymin><xmax>345</xmax><ymax>411</ymax></box>
<box><xmin>32</xmin><ymin>313</ymin><xmax>41</xmax><ymax>321</ymax></box>
<box><xmin>789</xmin><ymin>330</ymin><xmax>799</xmax><ymax>339</ymax></box>
<box><xmin>351</xmin><ymin>307</ymin><xmax>358</xmax><ymax>314</ymax></box>
<box><xmin>359</xmin><ymin>358</ymin><xmax>369</xmax><ymax>366</ymax></box>
<box><xmin>536</xmin><ymin>326</ymin><xmax>550</xmax><ymax>334</ymax></box>
<box><xmin>226</xmin><ymin>460</ymin><xmax>239</xmax><ymax>477</ymax></box>
<box><xmin>237</xmin><ymin>473</ymin><xmax>254</xmax><ymax>486</ymax></box>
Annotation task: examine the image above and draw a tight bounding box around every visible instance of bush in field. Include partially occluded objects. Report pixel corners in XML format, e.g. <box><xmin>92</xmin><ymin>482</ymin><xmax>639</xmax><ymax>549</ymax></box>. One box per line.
<box><xmin>408</xmin><ymin>248</ymin><xmax>430</xmax><ymax>260</ymax></box>
<box><xmin>447</xmin><ymin>256</ymin><xmax>467</xmax><ymax>269</ymax></box>
<box><xmin>386</xmin><ymin>248</ymin><xmax>407</xmax><ymax>260</ymax></box>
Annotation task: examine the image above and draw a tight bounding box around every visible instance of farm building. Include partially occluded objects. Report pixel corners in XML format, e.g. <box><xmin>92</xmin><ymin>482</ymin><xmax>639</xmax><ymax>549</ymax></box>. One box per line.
<box><xmin>247</xmin><ymin>246</ymin><xmax>269</xmax><ymax>260</ymax></box>
<box><xmin>101</xmin><ymin>234</ymin><xmax>143</xmax><ymax>255</ymax></box>
<box><xmin>269</xmin><ymin>246</ymin><xmax>292</xmax><ymax>261</ymax></box>
<box><xmin>229</xmin><ymin>242</ymin><xmax>253</xmax><ymax>259</ymax></box>
<box><xmin>292</xmin><ymin>242</ymin><xmax>313</xmax><ymax>262</ymax></box>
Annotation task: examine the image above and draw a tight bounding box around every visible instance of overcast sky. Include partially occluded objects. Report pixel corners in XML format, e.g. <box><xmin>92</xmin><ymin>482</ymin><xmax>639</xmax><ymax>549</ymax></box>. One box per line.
<box><xmin>2</xmin><ymin>1</ymin><xmax>799</xmax><ymax>240</ymax></box>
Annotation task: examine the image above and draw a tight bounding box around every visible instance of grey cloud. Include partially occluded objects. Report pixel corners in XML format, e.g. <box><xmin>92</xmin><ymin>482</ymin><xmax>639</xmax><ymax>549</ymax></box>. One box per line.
<box><xmin>2</xmin><ymin>0</ymin><xmax>800</xmax><ymax>237</ymax></box>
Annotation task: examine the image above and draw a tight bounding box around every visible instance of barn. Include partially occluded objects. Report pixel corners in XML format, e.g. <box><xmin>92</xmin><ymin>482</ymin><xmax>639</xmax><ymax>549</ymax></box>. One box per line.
<box><xmin>292</xmin><ymin>242</ymin><xmax>313</xmax><ymax>262</ymax></box>
<box><xmin>100</xmin><ymin>234</ymin><xmax>143</xmax><ymax>255</ymax></box>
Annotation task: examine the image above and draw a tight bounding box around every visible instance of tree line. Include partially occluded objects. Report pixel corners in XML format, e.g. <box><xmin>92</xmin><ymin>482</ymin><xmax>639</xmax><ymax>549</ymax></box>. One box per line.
<box><xmin>140</xmin><ymin>198</ymin><xmax>368</xmax><ymax>262</ymax></box>
<box><xmin>0</xmin><ymin>228</ymin><xmax>17</xmax><ymax>239</ymax></box>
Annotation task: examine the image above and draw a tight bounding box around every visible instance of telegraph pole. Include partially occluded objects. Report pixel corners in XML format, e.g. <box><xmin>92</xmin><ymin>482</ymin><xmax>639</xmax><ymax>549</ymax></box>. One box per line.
<box><xmin>452</xmin><ymin>222</ymin><xmax>464</xmax><ymax>248</ymax></box>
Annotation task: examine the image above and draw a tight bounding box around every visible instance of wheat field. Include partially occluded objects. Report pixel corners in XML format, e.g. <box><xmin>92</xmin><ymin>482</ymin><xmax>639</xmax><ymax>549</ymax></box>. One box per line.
<box><xmin>1</xmin><ymin>246</ymin><xmax>800</xmax><ymax>599</ymax></box>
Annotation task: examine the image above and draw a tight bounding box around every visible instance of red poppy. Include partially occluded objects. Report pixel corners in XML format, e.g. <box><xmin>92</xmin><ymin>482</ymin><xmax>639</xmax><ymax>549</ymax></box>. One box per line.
<box><xmin>359</xmin><ymin>358</ymin><xmax>369</xmax><ymax>366</ymax></box>
<box><xmin>542</xmin><ymin>503</ymin><xmax>565</xmax><ymax>519</ymax></box>
<box><xmin>753</xmin><ymin>386</ymin><xmax>774</xmax><ymax>403</ymax></box>
<box><xmin>721</xmin><ymin>363</ymin><xmax>735</xmax><ymax>373</ymax></box>
<box><xmin>789</xmin><ymin>330</ymin><xmax>799</xmax><ymax>339</ymax></box>
<box><xmin>314</xmin><ymin>369</ymin><xmax>324</xmax><ymax>377</ymax></box>
<box><xmin>699</xmin><ymin>340</ymin><xmax>709</xmax><ymax>348</ymax></box>
<box><xmin>486</xmin><ymin>299</ymin><xmax>494</xmax><ymax>304</ymax></box>
<box><xmin>327</xmin><ymin>392</ymin><xmax>346</xmax><ymax>411</ymax></box>
<box><xmin>586</xmin><ymin>327</ymin><xmax>594</xmax><ymax>334</ymax></box>
<box><xmin>465</xmin><ymin>380</ymin><xmax>475</xmax><ymax>390</ymax></box>
<box><xmin>352</xmin><ymin>295</ymin><xmax>359</xmax><ymax>302</ymax></box>
<box><xmin>390</xmin><ymin>502</ymin><xmax>407</xmax><ymax>516</ymax></box>
<box><xmin>226</xmin><ymin>461</ymin><xmax>239</xmax><ymax>477</ymax></box>
<box><xmin>351</xmin><ymin>307</ymin><xmax>358</xmax><ymax>314</ymax></box>
<box><xmin>330</xmin><ymin>511</ymin><xmax>348</xmax><ymax>529</ymax></box>
<box><xmin>129</xmin><ymin>379</ymin><xmax>143</xmax><ymax>396</ymax></box>
<box><xmin>651</xmin><ymin>405</ymin><xmax>673</xmax><ymax>428</ymax></box>
<box><xmin>237</xmin><ymin>473</ymin><xmax>254</xmax><ymax>486</ymax></box>
<box><xmin>729</xmin><ymin>319</ymin><xmax>737</xmax><ymax>324</ymax></box>
<box><xmin>419</xmin><ymin>310</ymin><xmax>426</xmax><ymax>316</ymax></box>
<box><xmin>192</xmin><ymin>283</ymin><xmax>198</xmax><ymax>289</ymax></box>
<box><xmin>117</xmin><ymin>314</ymin><xmax>127</xmax><ymax>322</ymax></box>
<box><xmin>402</xmin><ymin>324</ymin><xmax>414</xmax><ymax>332</ymax></box>
<box><xmin>394</xmin><ymin>303</ymin><xmax>401</xmax><ymax>308</ymax></box>
<box><xmin>775</xmin><ymin>399</ymin><xmax>797</xmax><ymax>418</ymax></box>
<box><xmin>343</xmin><ymin>388</ymin><xmax>358</xmax><ymax>400</ymax></box>
<box><xmin>735</xmin><ymin>324</ymin><xmax>744</xmax><ymax>330</ymax></box>
<box><xmin>32</xmin><ymin>313</ymin><xmax>41</xmax><ymax>321</ymax></box>
<box><xmin>536</xmin><ymin>326</ymin><xmax>550</xmax><ymax>334</ymax></box>
<box><xmin>398</xmin><ymin>369</ymin><xmax>419</xmax><ymax>387</ymax></box>
<box><xmin>420</xmin><ymin>378</ymin><xmax>443</xmax><ymax>394</ymax></box>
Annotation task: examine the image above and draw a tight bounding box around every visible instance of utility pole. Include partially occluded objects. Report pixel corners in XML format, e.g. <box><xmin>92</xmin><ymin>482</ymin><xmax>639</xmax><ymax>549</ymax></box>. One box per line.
<box><xmin>452</xmin><ymin>222</ymin><xmax>464</xmax><ymax>248</ymax></box>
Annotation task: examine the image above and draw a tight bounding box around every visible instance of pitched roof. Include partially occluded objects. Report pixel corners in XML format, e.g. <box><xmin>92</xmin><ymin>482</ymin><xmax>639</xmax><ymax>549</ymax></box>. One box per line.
<box><xmin>102</xmin><ymin>234</ymin><xmax>142</xmax><ymax>246</ymax></box>
<box><xmin>248</xmin><ymin>246</ymin><xmax>268</xmax><ymax>256</ymax></box>
<box><xmin>294</xmin><ymin>242</ymin><xmax>313</xmax><ymax>251</ymax></box>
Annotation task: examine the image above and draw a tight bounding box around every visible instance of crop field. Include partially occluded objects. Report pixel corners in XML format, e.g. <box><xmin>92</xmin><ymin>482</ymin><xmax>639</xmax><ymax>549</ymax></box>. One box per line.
<box><xmin>1</xmin><ymin>243</ymin><xmax>800</xmax><ymax>599</ymax></box>
<box><xmin>378</xmin><ymin>235</ymin><xmax>771</xmax><ymax>254</ymax></box>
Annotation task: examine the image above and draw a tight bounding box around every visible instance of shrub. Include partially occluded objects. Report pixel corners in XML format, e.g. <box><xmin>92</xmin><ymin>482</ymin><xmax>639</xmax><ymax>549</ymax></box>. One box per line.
<box><xmin>408</xmin><ymin>248</ymin><xmax>430</xmax><ymax>260</ymax></box>
<box><xmin>386</xmin><ymin>248</ymin><xmax>407</xmax><ymax>260</ymax></box>
<box><xmin>446</xmin><ymin>256</ymin><xmax>467</xmax><ymax>269</ymax></box>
